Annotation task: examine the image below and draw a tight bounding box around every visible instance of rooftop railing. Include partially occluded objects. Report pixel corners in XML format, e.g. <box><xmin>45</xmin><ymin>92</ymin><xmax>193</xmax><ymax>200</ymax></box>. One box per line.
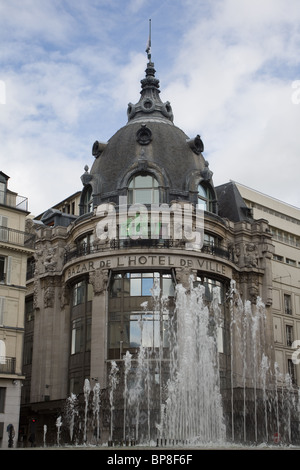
<box><xmin>0</xmin><ymin>190</ymin><xmax>28</xmax><ymax>211</ymax></box>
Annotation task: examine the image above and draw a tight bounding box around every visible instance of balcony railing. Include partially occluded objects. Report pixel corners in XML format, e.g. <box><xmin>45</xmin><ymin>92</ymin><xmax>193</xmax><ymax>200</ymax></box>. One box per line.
<box><xmin>0</xmin><ymin>225</ymin><xmax>36</xmax><ymax>248</ymax></box>
<box><xmin>64</xmin><ymin>239</ymin><xmax>232</xmax><ymax>264</ymax></box>
<box><xmin>0</xmin><ymin>190</ymin><xmax>28</xmax><ymax>211</ymax></box>
<box><xmin>0</xmin><ymin>356</ymin><xmax>16</xmax><ymax>374</ymax></box>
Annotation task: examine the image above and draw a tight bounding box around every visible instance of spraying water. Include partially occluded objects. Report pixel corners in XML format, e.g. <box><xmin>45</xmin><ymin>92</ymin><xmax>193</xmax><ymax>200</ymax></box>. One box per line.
<box><xmin>118</xmin><ymin>276</ymin><xmax>225</xmax><ymax>445</ymax></box>
<box><xmin>43</xmin><ymin>424</ymin><xmax>47</xmax><ymax>447</ymax></box>
<box><xmin>56</xmin><ymin>416</ymin><xmax>62</xmax><ymax>446</ymax></box>
<box><xmin>109</xmin><ymin>361</ymin><xmax>119</xmax><ymax>442</ymax></box>
<box><xmin>58</xmin><ymin>278</ymin><xmax>300</xmax><ymax>447</ymax></box>
<box><xmin>83</xmin><ymin>379</ymin><xmax>91</xmax><ymax>443</ymax></box>
<box><xmin>65</xmin><ymin>393</ymin><xmax>78</xmax><ymax>443</ymax></box>
<box><xmin>93</xmin><ymin>382</ymin><xmax>101</xmax><ymax>443</ymax></box>
<box><xmin>160</xmin><ymin>281</ymin><xmax>225</xmax><ymax>444</ymax></box>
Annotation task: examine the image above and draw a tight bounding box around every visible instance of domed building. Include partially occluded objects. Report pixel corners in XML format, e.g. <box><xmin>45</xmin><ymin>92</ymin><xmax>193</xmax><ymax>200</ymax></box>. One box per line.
<box><xmin>81</xmin><ymin>60</ymin><xmax>212</xmax><ymax>213</ymax></box>
<box><xmin>21</xmin><ymin>53</ymin><xmax>296</xmax><ymax>447</ymax></box>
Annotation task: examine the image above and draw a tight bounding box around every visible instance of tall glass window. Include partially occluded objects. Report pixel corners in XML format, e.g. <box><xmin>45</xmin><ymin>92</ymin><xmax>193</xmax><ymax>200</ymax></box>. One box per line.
<box><xmin>82</xmin><ymin>186</ymin><xmax>92</xmax><ymax>214</ymax></box>
<box><xmin>128</xmin><ymin>174</ymin><xmax>159</xmax><ymax>205</ymax></box>
<box><xmin>70</xmin><ymin>280</ymin><xmax>93</xmax><ymax>355</ymax></box>
<box><xmin>110</xmin><ymin>272</ymin><xmax>174</xmax><ymax>298</ymax></box>
<box><xmin>71</xmin><ymin>319</ymin><xmax>83</xmax><ymax>354</ymax></box>
<box><xmin>194</xmin><ymin>275</ymin><xmax>225</xmax><ymax>303</ymax></box>
<box><xmin>108</xmin><ymin>272</ymin><xmax>175</xmax><ymax>359</ymax></box>
<box><xmin>72</xmin><ymin>281</ymin><xmax>86</xmax><ymax>306</ymax></box>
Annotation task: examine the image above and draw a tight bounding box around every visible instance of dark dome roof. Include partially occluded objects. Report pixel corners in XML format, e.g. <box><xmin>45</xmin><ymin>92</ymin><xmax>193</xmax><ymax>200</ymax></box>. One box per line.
<box><xmin>81</xmin><ymin>60</ymin><xmax>214</xmax><ymax>208</ymax></box>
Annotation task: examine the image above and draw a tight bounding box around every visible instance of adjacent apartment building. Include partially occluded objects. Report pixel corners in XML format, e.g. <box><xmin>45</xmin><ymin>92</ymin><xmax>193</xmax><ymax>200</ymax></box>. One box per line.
<box><xmin>235</xmin><ymin>182</ymin><xmax>300</xmax><ymax>385</ymax></box>
<box><xmin>0</xmin><ymin>172</ymin><xmax>34</xmax><ymax>448</ymax></box>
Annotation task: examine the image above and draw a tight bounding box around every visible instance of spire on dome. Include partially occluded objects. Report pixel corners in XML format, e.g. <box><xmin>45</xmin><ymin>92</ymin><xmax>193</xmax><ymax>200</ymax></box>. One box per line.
<box><xmin>126</xmin><ymin>20</ymin><xmax>174</xmax><ymax>123</ymax></box>
<box><xmin>145</xmin><ymin>19</ymin><xmax>152</xmax><ymax>62</ymax></box>
<box><xmin>141</xmin><ymin>19</ymin><xmax>159</xmax><ymax>93</ymax></box>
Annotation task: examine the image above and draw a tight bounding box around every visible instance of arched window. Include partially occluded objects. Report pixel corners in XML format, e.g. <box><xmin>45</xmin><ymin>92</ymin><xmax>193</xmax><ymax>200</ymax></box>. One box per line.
<box><xmin>128</xmin><ymin>174</ymin><xmax>159</xmax><ymax>205</ymax></box>
<box><xmin>197</xmin><ymin>183</ymin><xmax>214</xmax><ymax>212</ymax></box>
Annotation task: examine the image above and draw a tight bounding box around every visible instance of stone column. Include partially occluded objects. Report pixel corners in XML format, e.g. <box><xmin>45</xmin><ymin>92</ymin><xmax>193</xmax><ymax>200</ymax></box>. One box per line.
<box><xmin>89</xmin><ymin>269</ymin><xmax>109</xmax><ymax>388</ymax></box>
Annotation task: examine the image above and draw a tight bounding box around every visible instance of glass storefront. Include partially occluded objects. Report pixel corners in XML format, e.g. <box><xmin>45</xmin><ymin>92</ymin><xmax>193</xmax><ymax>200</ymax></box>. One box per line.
<box><xmin>108</xmin><ymin>270</ymin><xmax>227</xmax><ymax>359</ymax></box>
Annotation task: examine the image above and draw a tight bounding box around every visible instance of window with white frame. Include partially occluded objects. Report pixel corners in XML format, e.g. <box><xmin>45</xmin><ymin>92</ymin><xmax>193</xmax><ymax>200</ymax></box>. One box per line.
<box><xmin>128</xmin><ymin>174</ymin><xmax>159</xmax><ymax>205</ymax></box>
<box><xmin>197</xmin><ymin>184</ymin><xmax>214</xmax><ymax>212</ymax></box>
<box><xmin>0</xmin><ymin>257</ymin><xmax>11</xmax><ymax>285</ymax></box>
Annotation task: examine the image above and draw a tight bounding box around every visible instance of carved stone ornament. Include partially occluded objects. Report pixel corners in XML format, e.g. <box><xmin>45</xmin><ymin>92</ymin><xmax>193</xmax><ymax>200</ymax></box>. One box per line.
<box><xmin>136</xmin><ymin>124</ymin><xmax>152</xmax><ymax>145</ymax></box>
<box><xmin>81</xmin><ymin>165</ymin><xmax>93</xmax><ymax>186</ymax></box>
<box><xmin>33</xmin><ymin>279</ymin><xmax>41</xmax><ymax>310</ymax></box>
<box><xmin>44</xmin><ymin>286</ymin><xmax>54</xmax><ymax>308</ymax></box>
<box><xmin>244</xmin><ymin>243</ymin><xmax>258</xmax><ymax>268</ymax></box>
<box><xmin>89</xmin><ymin>268</ymin><xmax>109</xmax><ymax>295</ymax></box>
<box><xmin>44</xmin><ymin>247</ymin><xmax>57</xmax><ymax>272</ymax></box>
<box><xmin>228</xmin><ymin>243</ymin><xmax>240</xmax><ymax>265</ymax></box>
<box><xmin>187</xmin><ymin>135</ymin><xmax>204</xmax><ymax>155</ymax></box>
<box><xmin>200</xmin><ymin>160</ymin><xmax>213</xmax><ymax>181</ymax></box>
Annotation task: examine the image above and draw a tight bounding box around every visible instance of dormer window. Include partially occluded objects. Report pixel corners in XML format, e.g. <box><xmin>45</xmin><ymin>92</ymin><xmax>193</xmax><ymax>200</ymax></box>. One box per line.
<box><xmin>128</xmin><ymin>174</ymin><xmax>159</xmax><ymax>205</ymax></box>
<box><xmin>197</xmin><ymin>183</ymin><xmax>214</xmax><ymax>212</ymax></box>
<box><xmin>0</xmin><ymin>172</ymin><xmax>9</xmax><ymax>205</ymax></box>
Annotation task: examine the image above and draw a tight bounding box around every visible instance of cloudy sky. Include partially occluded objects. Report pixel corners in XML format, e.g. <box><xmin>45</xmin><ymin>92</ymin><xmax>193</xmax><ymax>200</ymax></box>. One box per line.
<box><xmin>1</xmin><ymin>0</ymin><xmax>300</xmax><ymax>216</ymax></box>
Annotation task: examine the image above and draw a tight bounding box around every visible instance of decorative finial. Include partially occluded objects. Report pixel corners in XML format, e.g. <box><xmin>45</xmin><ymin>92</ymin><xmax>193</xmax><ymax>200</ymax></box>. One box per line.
<box><xmin>145</xmin><ymin>19</ymin><xmax>151</xmax><ymax>62</ymax></box>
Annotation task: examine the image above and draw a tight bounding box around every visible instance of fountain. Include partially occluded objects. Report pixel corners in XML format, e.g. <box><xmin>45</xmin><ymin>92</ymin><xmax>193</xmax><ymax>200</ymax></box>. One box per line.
<box><xmin>104</xmin><ymin>277</ymin><xmax>300</xmax><ymax>447</ymax></box>
<box><xmin>123</xmin><ymin>351</ymin><xmax>132</xmax><ymax>443</ymax></box>
<box><xmin>158</xmin><ymin>281</ymin><xmax>225</xmax><ymax>444</ymax></box>
<box><xmin>43</xmin><ymin>424</ymin><xmax>47</xmax><ymax>447</ymax></box>
<box><xmin>104</xmin><ymin>276</ymin><xmax>226</xmax><ymax>446</ymax></box>
<box><xmin>65</xmin><ymin>393</ymin><xmax>79</xmax><ymax>443</ymax></box>
<box><xmin>51</xmin><ymin>277</ymin><xmax>300</xmax><ymax>448</ymax></box>
<box><xmin>109</xmin><ymin>361</ymin><xmax>119</xmax><ymax>444</ymax></box>
<box><xmin>83</xmin><ymin>378</ymin><xmax>91</xmax><ymax>443</ymax></box>
<box><xmin>55</xmin><ymin>416</ymin><xmax>62</xmax><ymax>446</ymax></box>
<box><xmin>93</xmin><ymin>381</ymin><xmax>101</xmax><ymax>443</ymax></box>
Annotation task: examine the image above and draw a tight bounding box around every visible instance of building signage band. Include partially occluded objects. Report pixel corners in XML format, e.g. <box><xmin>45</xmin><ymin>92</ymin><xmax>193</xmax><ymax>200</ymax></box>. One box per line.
<box><xmin>65</xmin><ymin>254</ymin><xmax>231</xmax><ymax>281</ymax></box>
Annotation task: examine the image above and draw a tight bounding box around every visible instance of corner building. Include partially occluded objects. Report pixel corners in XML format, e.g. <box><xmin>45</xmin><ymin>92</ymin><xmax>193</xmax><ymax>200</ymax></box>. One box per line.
<box><xmin>22</xmin><ymin>58</ymin><xmax>293</xmax><ymax>446</ymax></box>
<box><xmin>0</xmin><ymin>172</ymin><xmax>33</xmax><ymax>449</ymax></box>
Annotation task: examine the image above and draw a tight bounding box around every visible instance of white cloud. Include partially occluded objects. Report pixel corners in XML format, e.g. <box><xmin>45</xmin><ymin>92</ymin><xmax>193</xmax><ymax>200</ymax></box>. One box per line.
<box><xmin>0</xmin><ymin>0</ymin><xmax>300</xmax><ymax>215</ymax></box>
<box><xmin>161</xmin><ymin>0</ymin><xmax>300</xmax><ymax>207</ymax></box>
